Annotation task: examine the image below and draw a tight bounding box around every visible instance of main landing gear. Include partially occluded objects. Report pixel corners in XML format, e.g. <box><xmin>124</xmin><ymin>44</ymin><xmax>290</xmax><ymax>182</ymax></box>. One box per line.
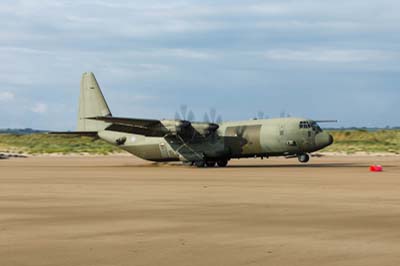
<box><xmin>216</xmin><ymin>160</ymin><xmax>228</xmax><ymax>167</ymax></box>
<box><xmin>298</xmin><ymin>153</ymin><xmax>310</xmax><ymax>163</ymax></box>
<box><xmin>192</xmin><ymin>159</ymin><xmax>229</xmax><ymax>168</ymax></box>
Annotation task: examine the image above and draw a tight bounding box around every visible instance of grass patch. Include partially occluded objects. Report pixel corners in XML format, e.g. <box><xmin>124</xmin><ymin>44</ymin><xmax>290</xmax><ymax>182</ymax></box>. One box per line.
<box><xmin>0</xmin><ymin>130</ymin><xmax>399</xmax><ymax>155</ymax></box>
<box><xmin>325</xmin><ymin>130</ymin><xmax>400</xmax><ymax>154</ymax></box>
<box><xmin>0</xmin><ymin>134</ymin><xmax>120</xmax><ymax>155</ymax></box>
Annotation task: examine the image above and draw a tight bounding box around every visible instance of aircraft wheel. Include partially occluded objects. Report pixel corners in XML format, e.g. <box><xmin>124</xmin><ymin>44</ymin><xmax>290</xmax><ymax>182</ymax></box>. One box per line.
<box><xmin>195</xmin><ymin>161</ymin><xmax>206</xmax><ymax>168</ymax></box>
<box><xmin>206</xmin><ymin>161</ymin><xmax>216</xmax><ymax>167</ymax></box>
<box><xmin>217</xmin><ymin>160</ymin><xmax>228</xmax><ymax>167</ymax></box>
<box><xmin>298</xmin><ymin>154</ymin><xmax>310</xmax><ymax>163</ymax></box>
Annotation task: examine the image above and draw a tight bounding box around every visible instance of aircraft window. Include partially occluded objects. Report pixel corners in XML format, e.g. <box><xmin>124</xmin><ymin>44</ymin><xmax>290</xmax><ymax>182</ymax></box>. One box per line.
<box><xmin>300</xmin><ymin>121</ymin><xmax>313</xmax><ymax>129</ymax></box>
<box><xmin>311</xmin><ymin>122</ymin><xmax>322</xmax><ymax>132</ymax></box>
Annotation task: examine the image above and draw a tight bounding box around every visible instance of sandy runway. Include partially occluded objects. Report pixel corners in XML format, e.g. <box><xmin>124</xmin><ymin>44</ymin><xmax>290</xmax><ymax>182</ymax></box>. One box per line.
<box><xmin>1</xmin><ymin>155</ymin><xmax>400</xmax><ymax>266</ymax></box>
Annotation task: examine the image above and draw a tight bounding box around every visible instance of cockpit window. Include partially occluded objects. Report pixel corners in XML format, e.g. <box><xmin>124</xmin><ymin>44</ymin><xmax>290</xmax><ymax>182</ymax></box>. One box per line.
<box><xmin>299</xmin><ymin>121</ymin><xmax>311</xmax><ymax>129</ymax></box>
<box><xmin>299</xmin><ymin>121</ymin><xmax>323</xmax><ymax>132</ymax></box>
<box><xmin>311</xmin><ymin>122</ymin><xmax>323</xmax><ymax>133</ymax></box>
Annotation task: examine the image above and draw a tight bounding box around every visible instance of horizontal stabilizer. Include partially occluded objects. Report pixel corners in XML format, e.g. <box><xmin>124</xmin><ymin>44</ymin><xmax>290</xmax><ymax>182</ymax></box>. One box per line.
<box><xmin>87</xmin><ymin>116</ymin><xmax>161</xmax><ymax>127</ymax></box>
<box><xmin>87</xmin><ymin>116</ymin><xmax>165</xmax><ymax>137</ymax></box>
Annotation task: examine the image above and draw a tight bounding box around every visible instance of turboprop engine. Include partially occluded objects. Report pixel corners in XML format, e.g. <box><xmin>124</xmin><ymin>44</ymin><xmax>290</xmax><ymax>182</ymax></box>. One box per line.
<box><xmin>160</xmin><ymin>120</ymin><xmax>219</xmax><ymax>137</ymax></box>
<box><xmin>191</xmin><ymin>122</ymin><xmax>219</xmax><ymax>136</ymax></box>
<box><xmin>161</xmin><ymin>120</ymin><xmax>192</xmax><ymax>135</ymax></box>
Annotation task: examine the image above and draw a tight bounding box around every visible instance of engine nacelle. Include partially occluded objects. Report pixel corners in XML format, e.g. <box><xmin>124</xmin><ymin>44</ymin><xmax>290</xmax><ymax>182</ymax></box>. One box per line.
<box><xmin>161</xmin><ymin>120</ymin><xmax>192</xmax><ymax>135</ymax></box>
<box><xmin>191</xmin><ymin>123</ymin><xmax>219</xmax><ymax>136</ymax></box>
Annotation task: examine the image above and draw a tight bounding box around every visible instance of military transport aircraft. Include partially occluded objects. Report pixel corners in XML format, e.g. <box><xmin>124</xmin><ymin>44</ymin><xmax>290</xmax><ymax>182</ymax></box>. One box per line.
<box><xmin>56</xmin><ymin>72</ymin><xmax>334</xmax><ymax>167</ymax></box>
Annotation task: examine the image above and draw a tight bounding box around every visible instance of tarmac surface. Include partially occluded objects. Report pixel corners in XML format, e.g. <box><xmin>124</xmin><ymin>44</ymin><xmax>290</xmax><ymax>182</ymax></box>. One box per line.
<box><xmin>1</xmin><ymin>155</ymin><xmax>400</xmax><ymax>266</ymax></box>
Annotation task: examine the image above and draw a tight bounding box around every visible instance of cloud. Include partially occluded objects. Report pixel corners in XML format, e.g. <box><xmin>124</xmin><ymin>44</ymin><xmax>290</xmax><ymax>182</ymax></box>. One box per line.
<box><xmin>264</xmin><ymin>49</ymin><xmax>396</xmax><ymax>63</ymax></box>
<box><xmin>0</xmin><ymin>0</ymin><xmax>399</xmax><ymax>128</ymax></box>
<box><xmin>31</xmin><ymin>103</ymin><xmax>48</xmax><ymax>114</ymax></box>
<box><xmin>155</xmin><ymin>49</ymin><xmax>214</xmax><ymax>60</ymax></box>
<box><xmin>0</xmin><ymin>91</ymin><xmax>15</xmax><ymax>101</ymax></box>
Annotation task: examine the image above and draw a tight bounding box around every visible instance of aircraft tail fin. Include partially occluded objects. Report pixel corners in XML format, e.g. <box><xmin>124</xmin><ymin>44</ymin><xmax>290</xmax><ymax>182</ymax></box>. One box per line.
<box><xmin>77</xmin><ymin>72</ymin><xmax>112</xmax><ymax>132</ymax></box>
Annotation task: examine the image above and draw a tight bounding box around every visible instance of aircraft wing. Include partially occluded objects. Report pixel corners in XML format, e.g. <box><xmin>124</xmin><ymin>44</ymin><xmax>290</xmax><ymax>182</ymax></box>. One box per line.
<box><xmin>48</xmin><ymin>131</ymin><xmax>99</xmax><ymax>137</ymax></box>
<box><xmin>51</xmin><ymin>116</ymin><xmax>216</xmax><ymax>139</ymax></box>
<box><xmin>88</xmin><ymin>116</ymin><xmax>166</xmax><ymax>137</ymax></box>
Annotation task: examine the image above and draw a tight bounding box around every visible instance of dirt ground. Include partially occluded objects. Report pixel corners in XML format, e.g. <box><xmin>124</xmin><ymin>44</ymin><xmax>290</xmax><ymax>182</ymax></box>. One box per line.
<box><xmin>1</xmin><ymin>155</ymin><xmax>400</xmax><ymax>266</ymax></box>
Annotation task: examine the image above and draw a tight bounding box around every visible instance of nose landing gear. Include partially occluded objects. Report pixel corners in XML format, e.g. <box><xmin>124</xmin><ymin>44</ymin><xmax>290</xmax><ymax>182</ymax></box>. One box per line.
<box><xmin>298</xmin><ymin>153</ymin><xmax>310</xmax><ymax>163</ymax></box>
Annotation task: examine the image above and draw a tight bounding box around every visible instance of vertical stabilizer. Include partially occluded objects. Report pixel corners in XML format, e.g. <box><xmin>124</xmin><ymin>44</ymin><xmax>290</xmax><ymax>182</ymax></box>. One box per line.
<box><xmin>77</xmin><ymin>72</ymin><xmax>112</xmax><ymax>132</ymax></box>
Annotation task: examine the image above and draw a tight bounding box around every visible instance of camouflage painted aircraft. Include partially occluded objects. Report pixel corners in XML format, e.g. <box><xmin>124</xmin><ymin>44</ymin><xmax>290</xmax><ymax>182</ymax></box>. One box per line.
<box><xmin>61</xmin><ymin>72</ymin><xmax>334</xmax><ymax>167</ymax></box>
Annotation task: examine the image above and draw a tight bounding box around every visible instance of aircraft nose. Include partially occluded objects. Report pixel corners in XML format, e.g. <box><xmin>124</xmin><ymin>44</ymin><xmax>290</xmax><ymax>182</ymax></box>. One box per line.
<box><xmin>315</xmin><ymin>132</ymin><xmax>334</xmax><ymax>149</ymax></box>
<box><xmin>328</xmin><ymin>134</ymin><xmax>334</xmax><ymax>145</ymax></box>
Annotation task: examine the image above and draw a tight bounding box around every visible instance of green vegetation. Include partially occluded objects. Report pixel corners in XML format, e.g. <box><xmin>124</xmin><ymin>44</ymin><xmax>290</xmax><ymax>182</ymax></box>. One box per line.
<box><xmin>0</xmin><ymin>134</ymin><xmax>120</xmax><ymax>155</ymax></box>
<box><xmin>0</xmin><ymin>130</ymin><xmax>399</xmax><ymax>155</ymax></box>
<box><xmin>325</xmin><ymin>130</ymin><xmax>400</xmax><ymax>154</ymax></box>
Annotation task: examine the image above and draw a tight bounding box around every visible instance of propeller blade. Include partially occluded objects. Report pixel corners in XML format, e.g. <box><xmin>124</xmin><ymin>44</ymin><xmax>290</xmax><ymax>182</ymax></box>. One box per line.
<box><xmin>236</xmin><ymin>126</ymin><xmax>246</xmax><ymax>137</ymax></box>
<box><xmin>180</xmin><ymin>105</ymin><xmax>188</xmax><ymax>120</ymax></box>
<box><xmin>174</xmin><ymin>112</ymin><xmax>181</xmax><ymax>121</ymax></box>
<box><xmin>187</xmin><ymin>110</ymin><xmax>195</xmax><ymax>121</ymax></box>
<box><xmin>203</xmin><ymin>113</ymin><xmax>210</xmax><ymax>123</ymax></box>
<box><xmin>216</xmin><ymin>115</ymin><xmax>223</xmax><ymax>124</ymax></box>
<box><xmin>210</xmin><ymin>108</ymin><xmax>217</xmax><ymax>123</ymax></box>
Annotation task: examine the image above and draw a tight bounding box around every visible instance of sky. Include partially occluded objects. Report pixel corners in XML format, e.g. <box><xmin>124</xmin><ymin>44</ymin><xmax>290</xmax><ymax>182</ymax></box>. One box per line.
<box><xmin>0</xmin><ymin>0</ymin><xmax>399</xmax><ymax>130</ymax></box>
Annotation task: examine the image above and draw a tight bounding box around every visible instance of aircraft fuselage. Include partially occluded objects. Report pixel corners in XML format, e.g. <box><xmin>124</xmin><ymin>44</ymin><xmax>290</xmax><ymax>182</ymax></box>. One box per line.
<box><xmin>98</xmin><ymin>117</ymin><xmax>333</xmax><ymax>163</ymax></box>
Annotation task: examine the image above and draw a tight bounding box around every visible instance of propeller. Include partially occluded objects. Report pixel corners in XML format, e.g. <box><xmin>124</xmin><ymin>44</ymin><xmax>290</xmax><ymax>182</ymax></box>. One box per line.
<box><xmin>203</xmin><ymin>107</ymin><xmax>223</xmax><ymax>124</ymax></box>
<box><xmin>235</xmin><ymin>126</ymin><xmax>249</xmax><ymax>146</ymax></box>
<box><xmin>175</xmin><ymin>105</ymin><xmax>223</xmax><ymax>124</ymax></box>
<box><xmin>175</xmin><ymin>105</ymin><xmax>196</xmax><ymax>121</ymax></box>
<box><xmin>180</xmin><ymin>105</ymin><xmax>187</xmax><ymax>120</ymax></box>
<box><xmin>187</xmin><ymin>110</ymin><xmax>195</xmax><ymax>121</ymax></box>
<box><xmin>255</xmin><ymin>111</ymin><xmax>269</xmax><ymax>120</ymax></box>
<box><xmin>280</xmin><ymin>110</ymin><xmax>291</xmax><ymax>118</ymax></box>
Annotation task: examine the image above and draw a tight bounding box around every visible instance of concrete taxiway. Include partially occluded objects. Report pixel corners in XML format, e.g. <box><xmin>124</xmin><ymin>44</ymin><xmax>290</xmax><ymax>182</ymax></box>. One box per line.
<box><xmin>1</xmin><ymin>155</ymin><xmax>400</xmax><ymax>266</ymax></box>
